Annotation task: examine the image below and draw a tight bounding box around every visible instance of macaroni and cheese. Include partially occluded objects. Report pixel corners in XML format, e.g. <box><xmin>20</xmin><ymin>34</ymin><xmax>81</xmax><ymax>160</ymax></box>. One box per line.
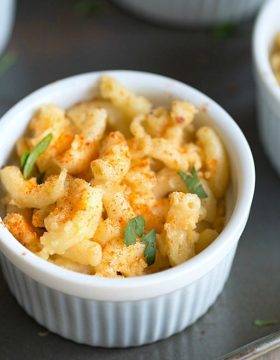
<box><xmin>0</xmin><ymin>76</ymin><xmax>229</xmax><ymax>277</ymax></box>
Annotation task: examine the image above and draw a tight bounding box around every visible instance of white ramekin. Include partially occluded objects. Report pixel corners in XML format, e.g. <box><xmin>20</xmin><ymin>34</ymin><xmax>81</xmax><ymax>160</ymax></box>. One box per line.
<box><xmin>0</xmin><ymin>71</ymin><xmax>255</xmax><ymax>347</ymax></box>
<box><xmin>116</xmin><ymin>0</ymin><xmax>265</xmax><ymax>26</ymax></box>
<box><xmin>253</xmin><ymin>0</ymin><xmax>280</xmax><ymax>175</ymax></box>
<box><xmin>0</xmin><ymin>0</ymin><xmax>16</xmax><ymax>55</ymax></box>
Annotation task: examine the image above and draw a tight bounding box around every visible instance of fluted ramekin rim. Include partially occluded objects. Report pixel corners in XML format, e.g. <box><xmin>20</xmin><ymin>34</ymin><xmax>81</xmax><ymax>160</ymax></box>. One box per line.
<box><xmin>253</xmin><ymin>0</ymin><xmax>280</xmax><ymax>105</ymax></box>
<box><xmin>0</xmin><ymin>70</ymin><xmax>255</xmax><ymax>301</ymax></box>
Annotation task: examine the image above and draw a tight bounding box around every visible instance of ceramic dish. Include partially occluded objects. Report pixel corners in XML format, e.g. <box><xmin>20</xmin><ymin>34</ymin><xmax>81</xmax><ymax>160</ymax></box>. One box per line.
<box><xmin>0</xmin><ymin>0</ymin><xmax>16</xmax><ymax>54</ymax></box>
<box><xmin>0</xmin><ymin>70</ymin><xmax>255</xmax><ymax>347</ymax></box>
<box><xmin>116</xmin><ymin>0</ymin><xmax>265</xmax><ymax>27</ymax></box>
<box><xmin>253</xmin><ymin>0</ymin><xmax>280</xmax><ymax>175</ymax></box>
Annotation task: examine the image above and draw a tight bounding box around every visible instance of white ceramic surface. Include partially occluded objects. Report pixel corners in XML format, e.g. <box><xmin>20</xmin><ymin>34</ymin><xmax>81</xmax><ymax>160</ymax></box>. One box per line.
<box><xmin>0</xmin><ymin>71</ymin><xmax>255</xmax><ymax>347</ymax></box>
<box><xmin>0</xmin><ymin>0</ymin><xmax>16</xmax><ymax>54</ymax></box>
<box><xmin>253</xmin><ymin>0</ymin><xmax>280</xmax><ymax>175</ymax></box>
<box><xmin>117</xmin><ymin>0</ymin><xmax>265</xmax><ymax>26</ymax></box>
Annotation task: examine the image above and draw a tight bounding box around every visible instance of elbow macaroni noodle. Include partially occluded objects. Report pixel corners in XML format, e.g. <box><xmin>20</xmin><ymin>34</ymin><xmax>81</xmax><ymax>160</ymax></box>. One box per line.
<box><xmin>271</xmin><ymin>33</ymin><xmax>280</xmax><ymax>85</ymax></box>
<box><xmin>0</xmin><ymin>76</ymin><xmax>230</xmax><ymax>277</ymax></box>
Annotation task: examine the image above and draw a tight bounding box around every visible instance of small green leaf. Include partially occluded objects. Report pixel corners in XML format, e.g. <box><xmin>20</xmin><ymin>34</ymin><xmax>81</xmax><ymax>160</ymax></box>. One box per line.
<box><xmin>20</xmin><ymin>151</ymin><xmax>30</xmax><ymax>169</ymax></box>
<box><xmin>23</xmin><ymin>134</ymin><xmax>53</xmax><ymax>180</ymax></box>
<box><xmin>178</xmin><ymin>167</ymin><xmax>208</xmax><ymax>199</ymax></box>
<box><xmin>131</xmin><ymin>216</ymin><xmax>145</xmax><ymax>237</ymax></box>
<box><xmin>0</xmin><ymin>53</ymin><xmax>17</xmax><ymax>76</ymax></box>
<box><xmin>211</xmin><ymin>23</ymin><xmax>237</xmax><ymax>40</ymax></box>
<box><xmin>141</xmin><ymin>229</ymin><xmax>156</xmax><ymax>266</ymax></box>
<box><xmin>73</xmin><ymin>0</ymin><xmax>101</xmax><ymax>18</ymax></box>
<box><xmin>124</xmin><ymin>223</ymin><xmax>136</xmax><ymax>246</ymax></box>
<box><xmin>253</xmin><ymin>319</ymin><xmax>279</xmax><ymax>327</ymax></box>
<box><xmin>124</xmin><ymin>216</ymin><xmax>145</xmax><ymax>246</ymax></box>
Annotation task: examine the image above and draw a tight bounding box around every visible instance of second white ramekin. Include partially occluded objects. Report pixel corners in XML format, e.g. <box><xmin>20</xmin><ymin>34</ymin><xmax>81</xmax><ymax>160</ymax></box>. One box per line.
<box><xmin>0</xmin><ymin>0</ymin><xmax>16</xmax><ymax>55</ymax></box>
<box><xmin>0</xmin><ymin>71</ymin><xmax>255</xmax><ymax>347</ymax></box>
<box><xmin>253</xmin><ymin>0</ymin><xmax>280</xmax><ymax>175</ymax></box>
<box><xmin>116</xmin><ymin>0</ymin><xmax>265</xmax><ymax>27</ymax></box>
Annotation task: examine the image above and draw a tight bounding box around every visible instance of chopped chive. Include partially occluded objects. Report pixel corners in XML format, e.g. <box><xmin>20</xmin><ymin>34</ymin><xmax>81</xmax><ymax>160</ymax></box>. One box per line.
<box><xmin>73</xmin><ymin>0</ymin><xmax>102</xmax><ymax>18</ymax></box>
<box><xmin>253</xmin><ymin>319</ymin><xmax>279</xmax><ymax>327</ymax></box>
<box><xmin>178</xmin><ymin>167</ymin><xmax>208</xmax><ymax>199</ymax></box>
<box><xmin>211</xmin><ymin>23</ymin><xmax>237</xmax><ymax>40</ymax></box>
<box><xmin>124</xmin><ymin>215</ymin><xmax>145</xmax><ymax>246</ymax></box>
<box><xmin>124</xmin><ymin>215</ymin><xmax>157</xmax><ymax>266</ymax></box>
<box><xmin>20</xmin><ymin>151</ymin><xmax>30</xmax><ymax>169</ymax></box>
<box><xmin>141</xmin><ymin>229</ymin><xmax>156</xmax><ymax>266</ymax></box>
<box><xmin>22</xmin><ymin>133</ymin><xmax>53</xmax><ymax>179</ymax></box>
<box><xmin>0</xmin><ymin>53</ymin><xmax>17</xmax><ymax>75</ymax></box>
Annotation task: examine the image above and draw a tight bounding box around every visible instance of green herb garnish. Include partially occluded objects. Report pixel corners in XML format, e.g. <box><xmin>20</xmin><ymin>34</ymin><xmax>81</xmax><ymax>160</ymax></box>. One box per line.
<box><xmin>124</xmin><ymin>216</ymin><xmax>156</xmax><ymax>266</ymax></box>
<box><xmin>253</xmin><ymin>319</ymin><xmax>279</xmax><ymax>327</ymax></box>
<box><xmin>0</xmin><ymin>53</ymin><xmax>17</xmax><ymax>76</ymax></box>
<box><xmin>178</xmin><ymin>167</ymin><xmax>208</xmax><ymax>199</ymax></box>
<box><xmin>211</xmin><ymin>23</ymin><xmax>237</xmax><ymax>40</ymax></box>
<box><xmin>20</xmin><ymin>151</ymin><xmax>30</xmax><ymax>169</ymax></box>
<box><xmin>73</xmin><ymin>0</ymin><xmax>102</xmax><ymax>18</ymax></box>
<box><xmin>141</xmin><ymin>229</ymin><xmax>156</xmax><ymax>266</ymax></box>
<box><xmin>20</xmin><ymin>133</ymin><xmax>53</xmax><ymax>180</ymax></box>
<box><xmin>124</xmin><ymin>215</ymin><xmax>145</xmax><ymax>246</ymax></box>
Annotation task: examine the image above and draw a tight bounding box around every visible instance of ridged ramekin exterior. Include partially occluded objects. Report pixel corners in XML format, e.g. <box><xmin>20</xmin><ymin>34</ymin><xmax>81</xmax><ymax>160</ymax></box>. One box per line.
<box><xmin>116</xmin><ymin>0</ymin><xmax>265</xmax><ymax>26</ymax></box>
<box><xmin>255</xmin><ymin>77</ymin><xmax>280</xmax><ymax>175</ymax></box>
<box><xmin>0</xmin><ymin>0</ymin><xmax>16</xmax><ymax>54</ymax></box>
<box><xmin>253</xmin><ymin>0</ymin><xmax>280</xmax><ymax>175</ymax></box>
<box><xmin>0</xmin><ymin>246</ymin><xmax>236</xmax><ymax>347</ymax></box>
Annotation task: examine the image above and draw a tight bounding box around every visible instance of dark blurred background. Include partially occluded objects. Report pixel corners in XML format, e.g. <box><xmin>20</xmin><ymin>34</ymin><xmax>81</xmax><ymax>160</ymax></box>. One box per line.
<box><xmin>0</xmin><ymin>0</ymin><xmax>252</xmax><ymax>120</ymax></box>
